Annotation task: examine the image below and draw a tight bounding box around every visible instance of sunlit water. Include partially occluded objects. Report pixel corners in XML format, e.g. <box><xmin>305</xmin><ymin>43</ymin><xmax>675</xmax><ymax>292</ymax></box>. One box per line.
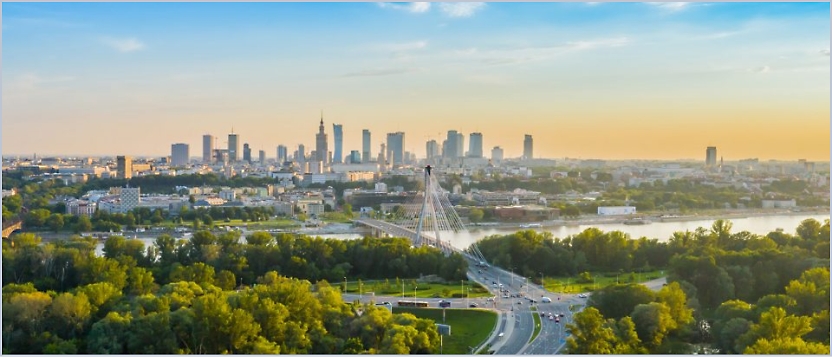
<box><xmin>93</xmin><ymin>213</ymin><xmax>828</xmax><ymax>255</ymax></box>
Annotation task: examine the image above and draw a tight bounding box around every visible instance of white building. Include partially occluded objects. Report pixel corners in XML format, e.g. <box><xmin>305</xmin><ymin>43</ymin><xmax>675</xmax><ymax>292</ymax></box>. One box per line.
<box><xmin>597</xmin><ymin>206</ymin><xmax>637</xmax><ymax>215</ymax></box>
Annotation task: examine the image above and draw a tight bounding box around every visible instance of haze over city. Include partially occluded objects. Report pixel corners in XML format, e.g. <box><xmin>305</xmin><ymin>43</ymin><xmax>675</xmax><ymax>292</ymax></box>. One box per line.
<box><xmin>2</xmin><ymin>2</ymin><xmax>829</xmax><ymax>161</ymax></box>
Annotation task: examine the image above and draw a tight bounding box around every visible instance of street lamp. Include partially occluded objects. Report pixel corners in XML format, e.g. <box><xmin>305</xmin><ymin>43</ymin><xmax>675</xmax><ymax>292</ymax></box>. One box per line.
<box><xmin>414</xmin><ymin>284</ymin><xmax>418</xmax><ymax>302</ymax></box>
<box><xmin>343</xmin><ymin>277</ymin><xmax>347</xmax><ymax>293</ymax></box>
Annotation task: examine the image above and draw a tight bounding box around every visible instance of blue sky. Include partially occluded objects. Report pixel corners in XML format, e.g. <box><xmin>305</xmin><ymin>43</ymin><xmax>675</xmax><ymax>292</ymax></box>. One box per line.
<box><xmin>2</xmin><ymin>2</ymin><xmax>829</xmax><ymax>160</ymax></box>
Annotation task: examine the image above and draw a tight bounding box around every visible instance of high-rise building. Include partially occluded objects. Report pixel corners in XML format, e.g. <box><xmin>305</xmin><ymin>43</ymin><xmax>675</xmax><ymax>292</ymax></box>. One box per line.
<box><xmin>228</xmin><ymin>131</ymin><xmax>239</xmax><ymax>162</ymax></box>
<box><xmin>426</xmin><ymin>140</ymin><xmax>440</xmax><ymax>160</ymax></box>
<box><xmin>333</xmin><ymin>123</ymin><xmax>343</xmax><ymax>164</ymax></box>
<box><xmin>297</xmin><ymin>144</ymin><xmax>306</xmax><ymax>163</ymax></box>
<box><xmin>171</xmin><ymin>143</ymin><xmax>189</xmax><ymax>166</ymax></box>
<box><xmin>119</xmin><ymin>186</ymin><xmax>141</xmax><ymax>213</ymax></box>
<box><xmin>243</xmin><ymin>143</ymin><xmax>252</xmax><ymax>163</ymax></box>
<box><xmin>277</xmin><ymin>145</ymin><xmax>288</xmax><ymax>163</ymax></box>
<box><xmin>456</xmin><ymin>133</ymin><xmax>464</xmax><ymax>158</ymax></box>
<box><xmin>491</xmin><ymin>146</ymin><xmax>504</xmax><ymax>163</ymax></box>
<box><xmin>202</xmin><ymin>134</ymin><xmax>214</xmax><ymax>163</ymax></box>
<box><xmin>444</xmin><ymin>130</ymin><xmax>459</xmax><ymax>158</ymax></box>
<box><xmin>706</xmin><ymin>146</ymin><xmax>717</xmax><ymax>167</ymax></box>
<box><xmin>362</xmin><ymin>129</ymin><xmax>372</xmax><ymax>163</ymax></box>
<box><xmin>116</xmin><ymin>156</ymin><xmax>133</xmax><ymax>179</ymax></box>
<box><xmin>315</xmin><ymin>115</ymin><xmax>329</xmax><ymax>164</ymax></box>
<box><xmin>386</xmin><ymin>132</ymin><xmax>405</xmax><ymax>165</ymax></box>
<box><xmin>523</xmin><ymin>135</ymin><xmax>533</xmax><ymax>160</ymax></box>
<box><xmin>468</xmin><ymin>132</ymin><xmax>483</xmax><ymax>158</ymax></box>
<box><xmin>258</xmin><ymin>150</ymin><xmax>266</xmax><ymax>165</ymax></box>
<box><xmin>349</xmin><ymin>150</ymin><xmax>361</xmax><ymax>164</ymax></box>
<box><xmin>378</xmin><ymin>143</ymin><xmax>387</xmax><ymax>163</ymax></box>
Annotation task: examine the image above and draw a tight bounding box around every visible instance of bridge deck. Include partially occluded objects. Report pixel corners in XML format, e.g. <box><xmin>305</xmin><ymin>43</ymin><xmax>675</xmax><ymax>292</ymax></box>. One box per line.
<box><xmin>354</xmin><ymin>218</ymin><xmax>461</xmax><ymax>255</ymax></box>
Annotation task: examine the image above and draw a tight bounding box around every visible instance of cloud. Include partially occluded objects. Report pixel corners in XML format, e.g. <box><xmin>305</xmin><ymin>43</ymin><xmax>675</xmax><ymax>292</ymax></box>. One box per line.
<box><xmin>565</xmin><ymin>37</ymin><xmax>630</xmax><ymax>50</ymax></box>
<box><xmin>749</xmin><ymin>65</ymin><xmax>770</xmax><ymax>74</ymax></box>
<box><xmin>821</xmin><ymin>49</ymin><xmax>830</xmax><ymax>56</ymax></box>
<box><xmin>101</xmin><ymin>37</ymin><xmax>146</xmax><ymax>53</ymax></box>
<box><xmin>586</xmin><ymin>2</ymin><xmax>602</xmax><ymax>6</ymax></box>
<box><xmin>386</xmin><ymin>40</ymin><xmax>428</xmax><ymax>52</ymax></box>
<box><xmin>439</xmin><ymin>3</ymin><xmax>486</xmax><ymax>18</ymax></box>
<box><xmin>12</xmin><ymin>73</ymin><xmax>76</xmax><ymax>91</ymax></box>
<box><xmin>343</xmin><ymin>68</ymin><xmax>420</xmax><ymax>77</ymax></box>
<box><xmin>645</xmin><ymin>2</ymin><xmax>690</xmax><ymax>11</ymax></box>
<box><xmin>377</xmin><ymin>2</ymin><xmax>431</xmax><ymax>14</ymax></box>
<box><xmin>455</xmin><ymin>47</ymin><xmax>478</xmax><ymax>56</ymax></box>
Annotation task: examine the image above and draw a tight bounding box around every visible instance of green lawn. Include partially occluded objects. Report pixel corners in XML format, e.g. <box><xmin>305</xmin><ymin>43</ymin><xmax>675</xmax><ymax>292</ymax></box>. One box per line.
<box><xmin>393</xmin><ymin>307</ymin><xmax>497</xmax><ymax>354</ymax></box>
<box><xmin>530</xmin><ymin>306</ymin><xmax>542</xmax><ymax>343</ymax></box>
<box><xmin>339</xmin><ymin>280</ymin><xmax>492</xmax><ymax>298</ymax></box>
<box><xmin>541</xmin><ymin>270</ymin><xmax>666</xmax><ymax>293</ymax></box>
<box><xmin>219</xmin><ymin>218</ymin><xmax>300</xmax><ymax>229</ymax></box>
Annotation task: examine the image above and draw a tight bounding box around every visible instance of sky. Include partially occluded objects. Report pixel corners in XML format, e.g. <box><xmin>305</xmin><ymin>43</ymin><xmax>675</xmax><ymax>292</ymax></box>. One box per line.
<box><xmin>2</xmin><ymin>2</ymin><xmax>830</xmax><ymax>161</ymax></box>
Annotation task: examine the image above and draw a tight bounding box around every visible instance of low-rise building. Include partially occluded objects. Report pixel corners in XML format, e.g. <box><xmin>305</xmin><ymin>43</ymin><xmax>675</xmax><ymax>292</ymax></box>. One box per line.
<box><xmin>597</xmin><ymin>206</ymin><xmax>637</xmax><ymax>215</ymax></box>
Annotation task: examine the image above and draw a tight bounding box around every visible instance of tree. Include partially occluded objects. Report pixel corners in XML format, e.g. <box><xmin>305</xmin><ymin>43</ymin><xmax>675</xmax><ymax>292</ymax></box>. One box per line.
<box><xmin>49</xmin><ymin>292</ymin><xmax>92</xmax><ymax>339</ymax></box>
<box><xmin>630</xmin><ymin>302</ymin><xmax>677</xmax><ymax>348</ymax></box>
<box><xmin>47</xmin><ymin>213</ymin><xmax>65</xmax><ymax>233</ymax></box>
<box><xmin>656</xmin><ymin>282</ymin><xmax>694</xmax><ymax>327</ymax></box>
<box><xmin>588</xmin><ymin>283</ymin><xmax>655</xmax><ymax>320</ymax></box>
<box><xmin>75</xmin><ymin>215</ymin><xmax>92</xmax><ymax>233</ymax></box>
<box><xmin>737</xmin><ymin>306</ymin><xmax>814</xmax><ymax>352</ymax></box>
<box><xmin>341</xmin><ymin>203</ymin><xmax>353</xmax><ymax>218</ymax></box>
<box><xmin>468</xmin><ymin>208</ymin><xmax>484</xmax><ymax>223</ymax></box>
<box><xmin>566</xmin><ymin>307</ymin><xmax>617</xmax><ymax>354</ymax></box>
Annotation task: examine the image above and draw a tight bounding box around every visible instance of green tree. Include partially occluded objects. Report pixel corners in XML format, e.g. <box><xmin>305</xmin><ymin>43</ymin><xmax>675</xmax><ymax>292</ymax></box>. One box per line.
<box><xmin>656</xmin><ymin>282</ymin><xmax>694</xmax><ymax>327</ymax></box>
<box><xmin>631</xmin><ymin>302</ymin><xmax>677</xmax><ymax>348</ymax></box>
<box><xmin>566</xmin><ymin>307</ymin><xmax>617</xmax><ymax>354</ymax></box>
<box><xmin>47</xmin><ymin>213</ymin><xmax>65</xmax><ymax>233</ymax></box>
<box><xmin>744</xmin><ymin>337</ymin><xmax>830</xmax><ymax>354</ymax></box>
<box><xmin>75</xmin><ymin>215</ymin><xmax>93</xmax><ymax>233</ymax></box>
<box><xmin>342</xmin><ymin>203</ymin><xmax>354</xmax><ymax>218</ymax></box>
<box><xmin>468</xmin><ymin>208</ymin><xmax>484</xmax><ymax>223</ymax></box>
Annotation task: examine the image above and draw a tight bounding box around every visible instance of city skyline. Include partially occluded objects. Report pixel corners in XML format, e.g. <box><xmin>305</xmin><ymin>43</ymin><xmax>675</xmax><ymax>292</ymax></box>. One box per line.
<box><xmin>2</xmin><ymin>2</ymin><xmax>829</xmax><ymax>161</ymax></box>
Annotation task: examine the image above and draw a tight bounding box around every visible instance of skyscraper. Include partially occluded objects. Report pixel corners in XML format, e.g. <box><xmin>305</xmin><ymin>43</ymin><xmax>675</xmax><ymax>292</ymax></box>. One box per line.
<box><xmin>243</xmin><ymin>143</ymin><xmax>252</xmax><ymax>163</ymax></box>
<box><xmin>386</xmin><ymin>132</ymin><xmax>405</xmax><ymax>165</ymax></box>
<box><xmin>706</xmin><ymin>146</ymin><xmax>717</xmax><ymax>167</ymax></box>
<box><xmin>202</xmin><ymin>134</ymin><xmax>214</xmax><ymax>163</ymax></box>
<box><xmin>426</xmin><ymin>140</ymin><xmax>440</xmax><ymax>160</ymax></box>
<box><xmin>468</xmin><ymin>132</ymin><xmax>483</xmax><ymax>158</ymax></box>
<box><xmin>116</xmin><ymin>156</ymin><xmax>133</xmax><ymax>179</ymax></box>
<box><xmin>171</xmin><ymin>143</ymin><xmax>189</xmax><ymax>166</ymax></box>
<box><xmin>277</xmin><ymin>145</ymin><xmax>288</xmax><ymax>163</ymax></box>
<box><xmin>333</xmin><ymin>123</ymin><xmax>343</xmax><ymax>164</ymax></box>
<box><xmin>456</xmin><ymin>132</ymin><xmax>464</xmax><ymax>158</ymax></box>
<box><xmin>349</xmin><ymin>150</ymin><xmax>361</xmax><ymax>164</ymax></box>
<box><xmin>315</xmin><ymin>115</ymin><xmax>328</xmax><ymax>164</ymax></box>
<box><xmin>444</xmin><ymin>130</ymin><xmax>459</xmax><ymax>158</ymax></box>
<box><xmin>297</xmin><ymin>144</ymin><xmax>306</xmax><ymax>162</ymax></box>
<box><xmin>491</xmin><ymin>146</ymin><xmax>504</xmax><ymax>163</ymax></box>
<box><xmin>523</xmin><ymin>135</ymin><xmax>533</xmax><ymax>160</ymax></box>
<box><xmin>258</xmin><ymin>150</ymin><xmax>266</xmax><ymax>165</ymax></box>
<box><xmin>362</xmin><ymin>129</ymin><xmax>372</xmax><ymax>163</ymax></box>
<box><xmin>228</xmin><ymin>130</ymin><xmax>239</xmax><ymax>162</ymax></box>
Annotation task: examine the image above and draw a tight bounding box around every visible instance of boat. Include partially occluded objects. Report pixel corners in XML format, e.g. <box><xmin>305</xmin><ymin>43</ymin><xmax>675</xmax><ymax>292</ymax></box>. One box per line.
<box><xmin>623</xmin><ymin>217</ymin><xmax>651</xmax><ymax>225</ymax></box>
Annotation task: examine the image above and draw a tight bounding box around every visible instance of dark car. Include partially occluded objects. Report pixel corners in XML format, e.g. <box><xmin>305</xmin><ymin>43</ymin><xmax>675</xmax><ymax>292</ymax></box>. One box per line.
<box><xmin>469</xmin><ymin>303</ymin><xmax>479</xmax><ymax>308</ymax></box>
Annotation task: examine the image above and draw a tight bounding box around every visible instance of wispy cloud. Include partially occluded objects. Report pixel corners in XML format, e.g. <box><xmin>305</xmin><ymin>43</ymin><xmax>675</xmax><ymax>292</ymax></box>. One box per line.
<box><xmin>343</xmin><ymin>68</ymin><xmax>420</xmax><ymax>77</ymax></box>
<box><xmin>476</xmin><ymin>37</ymin><xmax>632</xmax><ymax>67</ymax></box>
<box><xmin>386</xmin><ymin>40</ymin><xmax>428</xmax><ymax>52</ymax></box>
<box><xmin>101</xmin><ymin>37</ymin><xmax>146</xmax><ymax>53</ymax></box>
<box><xmin>821</xmin><ymin>49</ymin><xmax>830</xmax><ymax>56</ymax></box>
<box><xmin>749</xmin><ymin>65</ymin><xmax>771</xmax><ymax>74</ymax></box>
<box><xmin>439</xmin><ymin>3</ymin><xmax>486</xmax><ymax>18</ymax></box>
<box><xmin>377</xmin><ymin>2</ymin><xmax>431</xmax><ymax>14</ymax></box>
<box><xmin>645</xmin><ymin>2</ymin><xmax>690</xmax><ymax>12</ymax></box>
<box><xmin>566</xmin><ymin>37</ymin><xmax>630</xmax><ymax>50</ymax></box>
<box><xmin>12</xmin><ymin>73</ymin><xmax>76</xmax><ymax>91</ymax></box>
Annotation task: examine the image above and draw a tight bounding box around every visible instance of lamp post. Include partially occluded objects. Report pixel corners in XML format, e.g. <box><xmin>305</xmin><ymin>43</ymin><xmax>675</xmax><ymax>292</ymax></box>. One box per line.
<box><xmin>343</xmin><ymin>276</ymin><xmax>347</xmax><ymax>293</ymax></box>
<box><xmin>414</xmin><ymin>284</ymin><xmax>417</xmax><ymax>302</ymax></box>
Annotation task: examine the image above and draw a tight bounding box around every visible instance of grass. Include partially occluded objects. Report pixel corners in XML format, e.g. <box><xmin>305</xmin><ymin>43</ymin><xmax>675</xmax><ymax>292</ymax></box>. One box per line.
<box><xmin>530</xmin><ymin>306</ymin><xmax>542</xmax><ymax>343</ymax></box>
<box><xmin>339</xmin><ymin>279</ymin><xmax>493</xmax><ymax>298</ymax></box>
<box><xmin>541</xmin><ymin>269</ymin><xmax>667</xmax><ymax>293</ymax></box>
<box><xmin>393</xmin><ymin>307</ymin><xmax>497</xmax><ymax>354</ymax></box>
<box><xmin>218</xmin><ymin>218</ymin><xmax>300</xmax><ymax>229</ymax></box>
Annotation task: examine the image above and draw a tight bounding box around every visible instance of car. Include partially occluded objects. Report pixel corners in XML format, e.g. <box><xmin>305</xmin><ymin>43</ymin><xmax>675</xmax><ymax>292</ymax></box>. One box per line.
<box><xmin>559</xmin><ymin>313</ymin><xmax>565</xmax><ymax>317</ymax></box>
<box><xmin>549</xmin><ymin>316</ymin><xmax>554</xmax><ymax>321</ymax></box>
<box><xmin>555</xmin><ymin>318</ymin><xmax>560</xmax><ymax>323</ymax></box>
<box><xmin>541</xmin><ymin>297</ymin><xmax>552</xmax><ymax>303</ymax></box>
<box><xmin>540</xmin><ymin>312</ymin><xmax>546</xmax><ymax>317</ymax></box>
<box><xmin>517</xmin><ymin>301</ymin><xmax>522</xmax><ymax>305</ymax></box>
<box><xmin>469</xmin><ymin>303</ymin><xmax>478</xmax><ymax>308</ymax></box>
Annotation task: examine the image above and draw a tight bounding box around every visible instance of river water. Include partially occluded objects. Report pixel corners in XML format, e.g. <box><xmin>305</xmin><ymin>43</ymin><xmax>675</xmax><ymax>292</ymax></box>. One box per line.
<box><xmin>94</xmin><ymin>213</ymin><xmax>828</xmax><ymax>255</ymax></box>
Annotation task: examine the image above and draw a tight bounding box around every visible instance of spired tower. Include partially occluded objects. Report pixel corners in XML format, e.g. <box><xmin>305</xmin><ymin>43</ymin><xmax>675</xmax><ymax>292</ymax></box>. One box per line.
<box><xmin>315</xmin><ymin>112</ymin><xmax>329</xmax><ymax>164</ymax></box>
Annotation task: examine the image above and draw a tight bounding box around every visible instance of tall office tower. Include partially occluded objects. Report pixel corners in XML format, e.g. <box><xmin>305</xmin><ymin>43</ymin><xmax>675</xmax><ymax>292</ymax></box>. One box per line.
<box><xmin>258</xmin><ymin>150</ymin><xmax>266</xmax><ymax>165</ymax></box>
<box><xmin>386</xmin><ymin>132</ymin><xmax>405</xmax><ymax>165</ymax></box>
<box><xmin>523</xmin><ymin>134</ymin><xmax>533</xmax><ymax>160</ymax></box>
<box><xmin>706</xmin><ymin>146</ymin><xmax>717</xmax><ymax>167</ymax></box>
<box><xmin>456</xmin><ymin>132</ymin><xmax>465</xmax><ymax>158</ymax></box>
<box><xmin>468</xmin><ymin>132</ymin><xmax>483</xmax><ymax>158</ymax></box>
<box><xmin>426</xmin><ymin>140</ymin><xmax>440</xmax><ymax>160</ymax></box>
<box><xmin>349</xmin><ymin>150</ymin><xmax>361</xmax><ymax>164</ymax></box>
<box><xmin>362</xmin><ymin>129</ymin><xmax>372</xmax><ymax>163</ymax></box>
<box><xmin>298</xmin><ymin>144</ymin><xmax>306</xmax><ymax>163</ymax></box>
<box><xmin>378</xmin><ymin>143</ymin><xmax>387</xmax><ymax>163</ymax></box>
<box><xmin>116</xmin><ymin>156</ymin><xmax>133</xmax><ymax>179</ymax></box>
<box><xmin>202</xmin><ymin>134</ymin><xmax>214</xmax><ymax>163</ymax></box>
<box><xmin>243</xmin><ymin>143</ymin><xmax>252</xmax><ymax>163</ymax></box>
<box><xmin>315</xmin><ymin>115</ymin><xmax>329</xmax><ymax>164</ymax></box>
<box><xmin>333</xmin><ymin>123</ymin><xmax>343</xmax><ymax>164</ymax></box>
<box><xmin>228</xmin><ymin>130</ymin><xmax>239</xmax><ymax>162</ymax></box>
<box><xmin>171</xmin><ymin>143</ymin><xmax>189</xmax><ymax>166</ymax></box>
<box><xmin>277</xmin><ymin>145</ymin><xmax>288</xmax><ymax>163</ymax></box>
<box><xmin>444</xmin><ymin>130</ymin><xmax>459</xmax><ymax>158</ymax></box>
<box><xmin>491</xmin><ymin>146</ymin><xmax>504</xmax><ymax>163</ymax></box>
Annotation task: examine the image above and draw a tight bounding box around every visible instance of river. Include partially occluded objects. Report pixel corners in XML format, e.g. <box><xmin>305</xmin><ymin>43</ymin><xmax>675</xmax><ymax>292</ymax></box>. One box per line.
<box><xmin>91</xmin><ymin>213</ymin><xmax>828</xmax><ymax>255</ymax></box>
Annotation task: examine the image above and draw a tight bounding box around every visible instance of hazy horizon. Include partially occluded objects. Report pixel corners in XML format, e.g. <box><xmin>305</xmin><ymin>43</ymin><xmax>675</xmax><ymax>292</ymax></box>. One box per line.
<box><xmin>2</xmin><ymin>2</ymin><xmax>829</xmax><ymax>161</ymax></box>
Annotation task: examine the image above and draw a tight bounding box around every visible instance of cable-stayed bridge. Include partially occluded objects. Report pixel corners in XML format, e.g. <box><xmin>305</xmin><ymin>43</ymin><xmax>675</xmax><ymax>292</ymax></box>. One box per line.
<box><xmin>353</xmin><ymin>166</ymin><xmax>488</xmax><ymax>262</ymax></box>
